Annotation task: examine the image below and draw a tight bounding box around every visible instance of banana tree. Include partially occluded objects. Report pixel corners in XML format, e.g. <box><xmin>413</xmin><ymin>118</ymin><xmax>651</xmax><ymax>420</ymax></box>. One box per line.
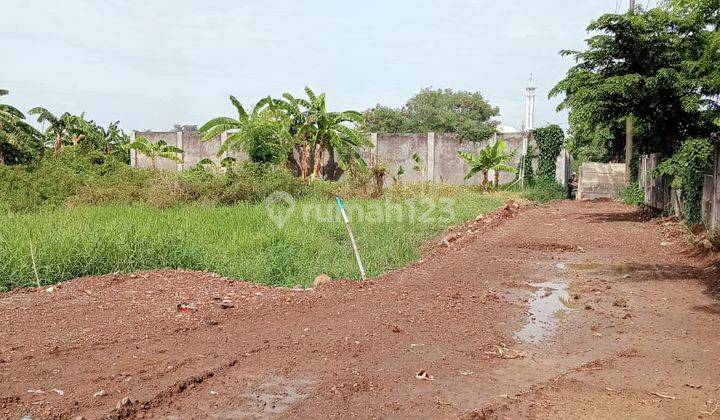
<box><xmin>277</xmin><ymin>87</ymin><xmax>367</xmax><ymax>179</ymax></box>
<box><xmin>125</xmin><ymin>136</ymin><xmax>183</xmax><ymax>169</ymax></box>
<box><xmin>28</xmin><ymin>107</ymin><xmax>92</xmax><ymax>151</ymax></box>
<box><xmin>199</xmin><ymin>95</ymin><xmax>291</xmax><ymax>164</ymax></box>
<box><xmin>197</xmin><ymin>156</ymin><xmax>237</xmax><ymax>174</ymax></box>
<box><xmin>275</xmin><ymin>88</ymin><xmax>319</xmax><ymax>179</ymax></box>
<box><xmin>0</xmin><ymin>89</ymin><xmax>43</xmax><ymax>164</ymax></box>
<box><xmin>458</xmin><ymin>138</ymin><xmax>517</xmax><ymax>190</ymax></box>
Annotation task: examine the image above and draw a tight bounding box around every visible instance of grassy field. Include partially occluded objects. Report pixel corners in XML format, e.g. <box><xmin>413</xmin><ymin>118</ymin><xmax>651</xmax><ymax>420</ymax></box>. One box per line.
<box><xmin>0</xmin><ymin>189</ymin><xmax>516</xmax><ymax>291</ymax></box>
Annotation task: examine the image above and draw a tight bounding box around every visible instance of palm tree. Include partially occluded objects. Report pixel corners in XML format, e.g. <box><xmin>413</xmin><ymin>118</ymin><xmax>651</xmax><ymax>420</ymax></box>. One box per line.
<box><xmin>459</xmin><ymin>138</ymin><xmax>517</xmax><ymax>190</ymax></box>
<box><xmin>0</xmin><ymin>89</ymin><xmax>43</xmax><ymax>164</ymax></box>
<box><xmin>125</xmin><ymin>136</ymin><xmax>183</xmax><ymax>169</ymax></box>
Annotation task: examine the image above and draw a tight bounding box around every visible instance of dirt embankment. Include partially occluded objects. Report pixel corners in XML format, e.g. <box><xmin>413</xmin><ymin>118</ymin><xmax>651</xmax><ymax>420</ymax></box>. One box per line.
<box><xmin>1</xmin><ymin>200</ymin><xmax>718</xmax><ymax>419</ymax></box>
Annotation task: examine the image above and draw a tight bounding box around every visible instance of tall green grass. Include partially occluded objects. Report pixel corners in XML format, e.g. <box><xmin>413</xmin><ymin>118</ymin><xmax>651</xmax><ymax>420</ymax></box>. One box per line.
<box><xmin>0</xmin><ymin>191</ymin><xmax>510</xmax><ymax>291</ymax></box>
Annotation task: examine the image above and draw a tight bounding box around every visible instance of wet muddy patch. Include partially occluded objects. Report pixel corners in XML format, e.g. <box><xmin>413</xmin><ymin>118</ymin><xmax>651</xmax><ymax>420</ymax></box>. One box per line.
<box><xmin>515</xmin><ymin>282</ymin><xmax>573</xmax><ymax>345</ymax></box>
<box><xmin>567</xmin><ymin>263</ymin><xmax>702</xmax><ymax>280</ymax></box>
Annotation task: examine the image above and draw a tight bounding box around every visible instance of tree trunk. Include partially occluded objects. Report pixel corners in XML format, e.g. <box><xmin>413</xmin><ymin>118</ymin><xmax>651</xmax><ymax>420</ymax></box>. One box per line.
<box><xmin>300</xmin><ymin>145</ymin><xmax>310</xmax><ymax>180</ymax></box>
<box><xmin>312</xmin><ymin>144</ymin><xmax>324</xmax><ymax>179</ymax></box>
<box><xmin>482</xmin><ymin>170</ymin><xmax>489</xmax><ymax>190</ymax></box>
<box><xmin>54</xmin><ymin>134</ymin><xmax>62</xmax><ymax>153</ymax></box>
<box><xmin>494</xmin><ymin>169</ymin><xmax>500</xmax><ymax>189</ymax></box>
<box><xmin>151</xmin><ymin>156</ymin><xmax>157</xmax><ymax>170</ymax></box>
<box><xmin>373</xmin><ymin>172</ymin><xmax>384</xmax><ymax>198</ymax></box>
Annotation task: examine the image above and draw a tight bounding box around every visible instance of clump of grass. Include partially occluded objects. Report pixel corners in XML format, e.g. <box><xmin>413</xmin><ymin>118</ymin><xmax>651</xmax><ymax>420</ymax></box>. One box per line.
<box><xmin>0</xmin><ymin>191</ymin><xmax>510</xmax><ymax>291</ymax></box>
<box><xmin>520</xmin><ymin>179</ymin><xmax>567</xmax><ymax>203</ymax></box>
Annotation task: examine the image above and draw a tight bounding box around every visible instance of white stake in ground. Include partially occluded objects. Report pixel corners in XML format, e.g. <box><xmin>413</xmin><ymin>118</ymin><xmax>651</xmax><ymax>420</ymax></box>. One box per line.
<box><xmin>335</xmin><ymin>196</ymin><xmax>366</xmax><ymax>281</ymax></box>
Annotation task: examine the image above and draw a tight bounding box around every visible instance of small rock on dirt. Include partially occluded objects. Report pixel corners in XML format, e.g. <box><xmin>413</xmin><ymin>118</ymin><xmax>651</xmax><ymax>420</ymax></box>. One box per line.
<box><xmin>93</xmin><ymin>390</ymin><xmax>107</xmax><ymax>398</ymax></box>
<box><xmin>116</xmin><ymin>397</ymin><xmax>132</xmax><ymax>409</ymax></box>
<box><xmin>313</xmin><ymin>274</ymin><xmax>332</xmax><ymax>287</ymax></box>
<box><xmin>613</xmin><ymin>298</ymin><xmax>628</xmax><ymax>308</ymax></box>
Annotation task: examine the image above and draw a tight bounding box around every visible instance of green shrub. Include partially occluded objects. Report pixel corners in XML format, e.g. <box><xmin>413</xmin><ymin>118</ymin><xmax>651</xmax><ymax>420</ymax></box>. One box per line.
<box><xmin>521</xmin><ymin>179</ymin><xmax>566</xmax><ymax>203</ymax></box>
<box><xmin>654</xmin><ymin>138</ymin><xmax>713</xmax><ymax>225</ymax></box>
<box><xmin>618</xmin><ymin>183</ymin><xmax>644</xmax><ymax>206</ymax></box>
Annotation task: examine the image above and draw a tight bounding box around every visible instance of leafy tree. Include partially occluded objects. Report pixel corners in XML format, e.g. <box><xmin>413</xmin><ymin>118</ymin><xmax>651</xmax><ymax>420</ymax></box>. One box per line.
<box><xmin>550</xmin><ymin>7</ymin><xmax>717</xmax><ymax>162</ymax></box>
<box><xmin>362</xmin><ymin>88</ymin><xmax>499</xmax><ymax>141</ymax></box>
<box><xmin>458</xmin><ymin>138</ymin><xmax>517</xmax><ymax>189</ymax></box>
<box><xmin>125</xmin><ymin>136</ymin><xmax>183</xmax><ymax>169</ymax></box>
<box><xmin>0</xmin><ymin>89</ymin><xmax>43</xmax><ymax>165</ymax></box>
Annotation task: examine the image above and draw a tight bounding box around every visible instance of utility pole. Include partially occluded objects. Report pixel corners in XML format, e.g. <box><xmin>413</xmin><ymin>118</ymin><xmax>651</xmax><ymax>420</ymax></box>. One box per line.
<box><xmin>625</xmin><ymin>0</ymin><xmax>635</xmax><ymax>181</ymax></box>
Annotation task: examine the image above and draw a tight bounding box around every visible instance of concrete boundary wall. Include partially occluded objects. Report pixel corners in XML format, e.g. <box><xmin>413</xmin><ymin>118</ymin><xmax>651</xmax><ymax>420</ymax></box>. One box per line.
<box><xmin>577</xmin><ymin>162</ymin><xmax>626</xmax><ymax>200</ymax></box>
<box><xmin>555</xmin><ymin>150</ymin><xmax>573</xmax><ymax>188</ymax></box>
<box><xmin>132</xmin><ymin>130</ymin><xmax>530</xmax><ymax>186</ymax></box>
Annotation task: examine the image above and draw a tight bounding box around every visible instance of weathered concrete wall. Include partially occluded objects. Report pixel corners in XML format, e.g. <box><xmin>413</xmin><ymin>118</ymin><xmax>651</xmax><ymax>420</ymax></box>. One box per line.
<box><xmin>376</xmin><ymin>133</ymin><xmax>428</xmax><ymax>184</ymax></box>
<box><xmin>555</xmin><ymin>149</ymin><xmax>572</xmax><ymax>188</ymax></box>
<box><xmin>702</xmin><ymin>174</ymin><xmax>714</xmax><ymax>228</ymax></box>
<box><xmin>134</xmin><ymin>131</ymin><xmax>181</xmax><ymax>171</ymax></box>
<box><xmin>577</xmin><ymin>162</ymin><xmax>626</xmax><ymax>200</ymax></box>
<box><xmin>132</xmin><ymin>130</ymin><xmax>529</xmax><ymax>186</ymax></box>
<box><xmin>180</xmin><ymin>130</ymin><xmax>221</xmax><ymax>168</ymax></box>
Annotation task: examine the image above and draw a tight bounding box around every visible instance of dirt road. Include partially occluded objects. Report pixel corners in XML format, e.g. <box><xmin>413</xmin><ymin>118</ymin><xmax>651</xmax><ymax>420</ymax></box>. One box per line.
<box><xmin>1</xmin><ymin>200</ymin><xmax>719</xmax><ymax>419</ymax></box>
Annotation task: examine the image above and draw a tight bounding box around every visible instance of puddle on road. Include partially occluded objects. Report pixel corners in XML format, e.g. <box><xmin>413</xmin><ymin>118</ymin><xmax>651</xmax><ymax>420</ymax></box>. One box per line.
<box><xmin>515</xmin><ymin>281</ymin><xmax>572</xmax><ymax>345</ymax></box>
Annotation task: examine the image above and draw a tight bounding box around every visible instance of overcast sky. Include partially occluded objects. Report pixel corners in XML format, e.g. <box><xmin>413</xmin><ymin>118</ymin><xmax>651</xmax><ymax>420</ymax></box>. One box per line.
<box><xmin>2</xmin><ymin>0</ymin><xmax>632</xmax><ymax>132</ymax></box>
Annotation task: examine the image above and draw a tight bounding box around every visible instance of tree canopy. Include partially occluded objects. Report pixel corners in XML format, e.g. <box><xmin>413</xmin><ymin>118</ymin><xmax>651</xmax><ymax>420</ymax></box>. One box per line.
<box><xmin>551</xmin><ymin>4</ymin><xmax>719</xmax><ymax>162</ymax></box>
<box><xmin>362</xmin><ymin>88</ymin><xmax>499</xmax><ymax>142</ymax></box>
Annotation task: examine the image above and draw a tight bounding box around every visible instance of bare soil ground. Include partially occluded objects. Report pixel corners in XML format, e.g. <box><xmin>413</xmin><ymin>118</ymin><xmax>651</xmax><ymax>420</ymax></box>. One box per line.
<box><xmin>1</xmin><ymin>200</ymin><xmax>719</xmax><ymax>419</ymax></box>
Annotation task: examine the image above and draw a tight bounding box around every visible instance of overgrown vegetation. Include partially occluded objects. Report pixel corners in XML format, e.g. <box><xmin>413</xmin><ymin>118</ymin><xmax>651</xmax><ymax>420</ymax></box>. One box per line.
<box><xmin>618</xmin><ymin>183</ymin><xmax>645</xmax><ymax>206</ymax></box>
<box><xmin>519</xmin><ymin>178</ymin><xmax>566</xmax><ymax>203</ymax></box>
<box><xmin>533</xmin><ymin>125</ymin><xmax>565</xmax><ymax>181</ymax></box>
<box><xmin>0</xmin><ymin>83</ymin><xmax>541</xmax><ymax>293</ymax></box>
<box><xmin>0</xmin><ymin>188</ymin><xmax>515</xmax><ymax>291</ymax></box>
<box><xmin>0</xmin><ymin>150</ymin><xmax>304</xmax><ymax>213</ymax></box>
<box><xmin>654</xmin><ymin>138</ymin><xmax>714</xmax><ymax>224</ymax></box>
